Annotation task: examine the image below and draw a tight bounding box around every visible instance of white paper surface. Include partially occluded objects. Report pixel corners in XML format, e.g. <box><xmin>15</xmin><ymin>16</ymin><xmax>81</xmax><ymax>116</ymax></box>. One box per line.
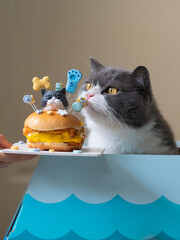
<box><xmin>1</xmin><ymin>143</ymin><xmax>104</xmax><ymax>157</ymax></box>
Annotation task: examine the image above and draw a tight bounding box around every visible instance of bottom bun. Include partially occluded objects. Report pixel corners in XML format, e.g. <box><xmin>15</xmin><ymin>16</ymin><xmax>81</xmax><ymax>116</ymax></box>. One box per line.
<box><xmin>27</xmin><ymin>140</ymin><xmax>83</xmax><ymax>151</ymax></box>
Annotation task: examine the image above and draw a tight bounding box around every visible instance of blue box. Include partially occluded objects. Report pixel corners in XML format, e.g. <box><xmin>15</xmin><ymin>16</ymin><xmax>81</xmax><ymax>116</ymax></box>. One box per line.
<box><xmin>4</xmin><ymin>144</ymin><xmax>180</xmax><ymax>240</ymax></box>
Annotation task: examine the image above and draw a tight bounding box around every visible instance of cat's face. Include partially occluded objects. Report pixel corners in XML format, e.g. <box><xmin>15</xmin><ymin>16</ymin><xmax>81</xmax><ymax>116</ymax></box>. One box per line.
<box><xmin>79</xmin><ymin>58</ymin><xmax>153</xmax><ymax>128</ymax></box>
<box><xmin>41</xmin><ymin>88</ymin><xmax>68</xmax><ymax>111</ymax></box>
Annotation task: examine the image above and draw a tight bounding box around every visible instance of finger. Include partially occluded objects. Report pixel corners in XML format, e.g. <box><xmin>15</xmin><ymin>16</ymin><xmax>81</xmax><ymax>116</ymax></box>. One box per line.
<box><xmin>0</xmin><ymin>134</ymin><xmax>12</xmax><ymax>149</ymax></box>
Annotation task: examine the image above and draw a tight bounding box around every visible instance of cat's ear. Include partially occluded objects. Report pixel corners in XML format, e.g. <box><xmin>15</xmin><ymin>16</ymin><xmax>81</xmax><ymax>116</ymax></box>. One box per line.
<box><xmin>60</xmin><ymin>88</ymin><xmax>66</xmax><ymax>95</ymax></box>
<box><xmin>90</xmin><ymin>57</ymin><xmax>104</xmax><ymax>73</ymax></box>
<box><xmin>41</xmin><ymin>88</ymin><xmax>46</xmax><ymax>96</ymax></box>
<box><xmin>131</xmin><ymin>66</ymin><xmax>150</xmax><ymax>89</ymax></box>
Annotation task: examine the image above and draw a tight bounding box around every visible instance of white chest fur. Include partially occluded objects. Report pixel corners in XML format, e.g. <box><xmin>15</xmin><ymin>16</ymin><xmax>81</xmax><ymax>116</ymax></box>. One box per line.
<box><xmin>85</xmin><ymin>118</ymin><xmax>170</xmax><ymax>154</ymax></box>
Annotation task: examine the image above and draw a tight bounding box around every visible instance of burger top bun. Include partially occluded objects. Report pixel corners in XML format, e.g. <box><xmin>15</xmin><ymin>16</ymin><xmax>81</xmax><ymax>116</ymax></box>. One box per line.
<box><xmin>24</xmin><ymin>111</ymin><xmax>82</xmax><ymax>131</ymax></box>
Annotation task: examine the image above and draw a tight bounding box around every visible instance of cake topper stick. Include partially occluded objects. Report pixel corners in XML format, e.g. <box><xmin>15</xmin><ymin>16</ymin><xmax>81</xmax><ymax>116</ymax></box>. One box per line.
<box><xmin>23</xmin><ymin>95</ymin><xmax>41</xmax><ymax>113</ymax></box>
<box><xmin>66</xmin><ymin>69</ymin><xmax>82</xmax><ymax>100</ymax></box>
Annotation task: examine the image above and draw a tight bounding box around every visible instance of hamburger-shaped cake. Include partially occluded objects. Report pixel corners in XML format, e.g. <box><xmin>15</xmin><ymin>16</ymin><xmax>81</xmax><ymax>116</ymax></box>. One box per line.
<box><xmin>23</xmin><ymin>111</ymin><xmax>84</xmax><ymax>151</ymax></box>
<box><xmin>23</xmin><ymin>71</ymin><xmax>85</xmax><ymax>152</ymax></box>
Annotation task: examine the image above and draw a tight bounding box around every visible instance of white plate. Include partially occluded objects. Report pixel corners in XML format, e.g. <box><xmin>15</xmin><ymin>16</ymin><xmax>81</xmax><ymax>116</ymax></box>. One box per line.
<box><xmin>1</xmin><ymin>143</ymin><xmax>104</xmax><ymax>157</ymax></box>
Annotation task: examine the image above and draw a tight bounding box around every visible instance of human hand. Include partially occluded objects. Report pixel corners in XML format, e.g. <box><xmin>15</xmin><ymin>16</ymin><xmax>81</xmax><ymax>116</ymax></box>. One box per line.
<box><xmin>0</xmin><ymin>134</ymin><xmax>37</xmax><ymax>168</ymax></box>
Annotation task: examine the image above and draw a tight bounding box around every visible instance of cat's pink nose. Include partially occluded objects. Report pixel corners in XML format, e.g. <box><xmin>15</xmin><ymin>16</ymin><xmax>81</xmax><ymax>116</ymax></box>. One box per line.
<box><xmin>87</xmin><ymin>93</ymin><xmax>94</xmax><ymax>100</ymax></box>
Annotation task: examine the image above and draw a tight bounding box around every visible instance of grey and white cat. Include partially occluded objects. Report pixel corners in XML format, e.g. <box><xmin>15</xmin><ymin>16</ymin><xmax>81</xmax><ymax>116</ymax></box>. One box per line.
<box><xmin>78</xmin><ymin>58</ymin><xmax>178</xmax><ymax>154</ymax></box>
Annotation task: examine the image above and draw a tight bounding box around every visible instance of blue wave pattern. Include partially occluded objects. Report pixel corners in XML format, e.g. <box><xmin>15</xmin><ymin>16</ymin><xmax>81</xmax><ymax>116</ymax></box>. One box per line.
<box><xmin>9</xmin><ymin>230</ymin><xmax>174</xmax><ymax>240</ymax></box>
<box><xmin>9</xmin><ymin>194</ymin><xmax>179</xmax><ymax>240</ymax></box>
<box><xmin>9</xmin><ymin>230</ymin><xmax>131</xmax><ymax>240</ymax></box>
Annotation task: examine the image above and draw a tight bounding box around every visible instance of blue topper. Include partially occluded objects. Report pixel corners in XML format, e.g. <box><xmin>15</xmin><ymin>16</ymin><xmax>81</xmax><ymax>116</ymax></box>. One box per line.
<box><xmin>66</xmin><ymin>69</ymin><xmax>82</xmax><ymax>94</ymax></box>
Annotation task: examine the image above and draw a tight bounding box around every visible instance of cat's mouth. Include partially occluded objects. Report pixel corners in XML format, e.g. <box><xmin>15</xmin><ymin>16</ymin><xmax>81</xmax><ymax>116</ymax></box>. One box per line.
<box><xmin>79</xmin><ymin>92</ymin><xmax>111</xmax><ymax>119</ymax></box>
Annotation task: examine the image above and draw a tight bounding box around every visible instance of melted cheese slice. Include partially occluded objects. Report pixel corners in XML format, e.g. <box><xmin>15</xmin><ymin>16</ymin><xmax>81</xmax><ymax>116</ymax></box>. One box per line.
<box><xmin>27</xmin><ymin>132</ymin><xmax>82</xmax><ymax>143</ymax></box>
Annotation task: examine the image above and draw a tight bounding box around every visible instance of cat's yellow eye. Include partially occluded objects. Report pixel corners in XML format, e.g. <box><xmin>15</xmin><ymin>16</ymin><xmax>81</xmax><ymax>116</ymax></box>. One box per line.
<box><xmin>86</xmin><ymin>82</ymin><xmax>92</xmax><ymax>90</ymax></box>
<box><xmin>107</xmin><ymin>87</ymin><xmax>118</xmax><ymax>95</ymax></box>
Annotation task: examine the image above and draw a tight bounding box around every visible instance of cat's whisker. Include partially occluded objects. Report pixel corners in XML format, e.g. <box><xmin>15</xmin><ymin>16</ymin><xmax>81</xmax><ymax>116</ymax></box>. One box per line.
<box><xmin>106</xmin><ymin>109</ymin><xmax>124</xmax><ymax>128</ymax></box>
<box><xmin>98</xmin><ymin>105</ymin><xmax>118</xmax><ymax>125</ymax></box>
<box><xmin>106</xmin><ymin>102</ymin><xmax>130</xmax><ymax>130</ymax></box>
<box><xmin>92</xmin><ymin>100</ymin><xmax>137</xmax><ymax>141</ymax></box>
<box><xmin>106</xmin><ymin>103</ymin><xmax>125</xmax><ymax>124</ymax></box>
<box><xmin>91</xmin><ymin>100</ymin><xmax>123</xmax><ymax>128</ymax></box>
<box><xmin>105</xmin><ymin>103</ymin><xmax>140</xmax><ymax>139</ymax></box>
<box><xmin>96</xmin><ymin>100</ymin><xmax>129</xmax><ymax>129</ymax></box>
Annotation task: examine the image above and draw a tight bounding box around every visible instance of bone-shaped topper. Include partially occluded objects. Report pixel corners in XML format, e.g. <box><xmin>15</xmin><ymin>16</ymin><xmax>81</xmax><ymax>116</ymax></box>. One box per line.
<box><xmin>32</xmin><ymin>76</ymin><xmax>51</xmax><ymax>91</ymax></box>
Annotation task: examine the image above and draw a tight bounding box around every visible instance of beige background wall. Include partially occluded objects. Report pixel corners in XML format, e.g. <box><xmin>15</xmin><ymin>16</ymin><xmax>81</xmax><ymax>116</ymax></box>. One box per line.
<box><xmin>0</xmin><ymin>0</ymin><xmax>180</xmax><ymax>237</ymax></box>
